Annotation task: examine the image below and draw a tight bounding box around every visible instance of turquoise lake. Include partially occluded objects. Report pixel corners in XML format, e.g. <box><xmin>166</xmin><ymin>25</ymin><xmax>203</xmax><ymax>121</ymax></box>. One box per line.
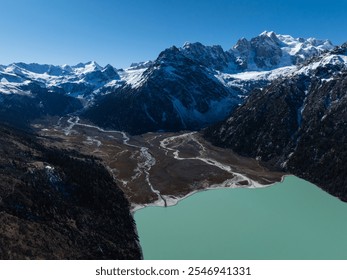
<box><xmin>134</xmin><ymin>176</ymin><xmax>347</xmax><ymax>260</ymax></box>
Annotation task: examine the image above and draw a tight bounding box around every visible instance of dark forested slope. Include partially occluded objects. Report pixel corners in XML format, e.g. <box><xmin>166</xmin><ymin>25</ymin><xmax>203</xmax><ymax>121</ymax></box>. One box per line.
<box><xmin>0</xmin><ymin>124</ymin><xmax>141</xmax><ymax>259</ymax></box>
<box><xmin>205</xmin><ymin>45</ymin><xmax>347</xmax><ymax>201</ymax></box>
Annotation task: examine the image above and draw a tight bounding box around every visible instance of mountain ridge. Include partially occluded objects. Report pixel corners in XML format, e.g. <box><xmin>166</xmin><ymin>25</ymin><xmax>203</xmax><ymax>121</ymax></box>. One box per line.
<box><xmin>204</xmin><ymin>43</ymin><xmax>347</xmax><ymax>200</ymax></box>
<box><xmin>82</xmin><ymin>31</ymin><xmax>335</xmax><ymax>134</ymax></box>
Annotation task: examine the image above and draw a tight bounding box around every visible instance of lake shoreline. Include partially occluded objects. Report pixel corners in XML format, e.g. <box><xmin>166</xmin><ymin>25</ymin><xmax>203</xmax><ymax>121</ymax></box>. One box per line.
<box><xmin>131</xmin><ymin>173</ymin><xmax>289</xmax><ymax>213</ymax></box>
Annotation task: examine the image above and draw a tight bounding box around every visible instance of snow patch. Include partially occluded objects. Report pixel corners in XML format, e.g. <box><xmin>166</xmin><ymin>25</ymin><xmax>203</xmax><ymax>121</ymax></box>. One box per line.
<box><xmin>121</xmin><ymin>68</ymin><xmax>147</xmax><ymax>88</ymax></box>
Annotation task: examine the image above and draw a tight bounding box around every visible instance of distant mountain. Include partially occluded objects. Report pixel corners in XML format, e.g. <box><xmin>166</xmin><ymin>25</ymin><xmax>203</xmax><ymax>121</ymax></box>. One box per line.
<box><xmin>204</xmin><ymin>43</ymin><xmax>347</xmax><ymax>200</ymax></box>
<box><xmin>0</xmin><ymin>122</ymin><xmax>141</xmax><ymax>259</ymax></box>
<box><xmin>0</xmin><ymin>31</ymin><xmax>335</xmax><ymax>133</ymax></box>
<box><xmin>231</xmin><ymin>31</ymin><xmax>333</xmax><ymax>71</ymax></box>
<box><xmin>180</xmin><ymin>31</ymin><xmax>333</xmax><ymax>72</ymax></box>
<box><xmin>83</xmin><ymin>46</ymin><xmax>243</xmax><ymax>134</ymax></box>
<box><xmin>0</xmin><ymin>61</ymin><xmax>121</xmax><ymax>127</ymax></box>
<box><xmin>0</xmin><ymin>61</ymin><xmax>121</xmax><ymax>99</ymax></box>
<box><xmin>83</xmin><ymin>32</ymin><xmax>334</xmax><ymax>134</ymax></box>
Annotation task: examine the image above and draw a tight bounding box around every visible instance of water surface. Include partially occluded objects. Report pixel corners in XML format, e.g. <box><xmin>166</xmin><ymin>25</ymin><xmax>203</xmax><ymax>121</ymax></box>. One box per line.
<box><xmin>135</xmin><ymin>176</ymin><xmax>347</xmax><ymax>259</ymax></box>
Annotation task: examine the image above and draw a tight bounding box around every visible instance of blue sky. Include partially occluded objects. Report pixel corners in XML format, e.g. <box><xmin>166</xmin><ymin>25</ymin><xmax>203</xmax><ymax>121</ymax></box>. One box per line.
<box><xmin>0</xmin><ymin>0</ymin><xmax>346</xmax><ymax>68</ymax></box>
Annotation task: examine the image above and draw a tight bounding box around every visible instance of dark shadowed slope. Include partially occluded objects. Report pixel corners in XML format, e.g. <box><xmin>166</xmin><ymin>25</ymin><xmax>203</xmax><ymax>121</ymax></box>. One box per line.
<box><xmin>204</xmin><ymin>44</ymin><xmax>347</xmax><ymax>201</ymax></box>
<box><xmin>0</xmin><ymin>123</ymin><xmax>141</xmax><ymax>259</ymax></box>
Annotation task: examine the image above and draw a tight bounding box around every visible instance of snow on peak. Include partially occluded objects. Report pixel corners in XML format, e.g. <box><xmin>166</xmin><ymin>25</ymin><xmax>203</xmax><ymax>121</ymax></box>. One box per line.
<box><xmin>230</xmin><ymin>31</ymin><xmax>335</xmax><ymax>71</ymax></box>
<box><xmin>0</xmin><ymin>32</ymin><xmax>340</xmax><ymax>102</ymax></box>
<box><xmin>87</xmin><ymin>61</ymin><xmax>102</xmax><ymax>69</ymax></box>
<box><xmin>276</xmin><ymin>34</ymin><xmax>333</xmax><ymax>55</ymax></box>
<box><xmin>182</xmin><ymin>41</ymin><xmax>192</xmax><ymax>48</ymax></box>
<box><xmin>0</xmin><ymin>61</ymin><xmax>123</xmax><ymax>98</ymax></box>
<box><xmin>72</xmin><ymin>61</ymin><xmax>103</xmax><ymax>74</ymax></box>
<box><xmin>259</xmin><ymin>31</ymin><xmax>278</xmax><ymax>40</ymax></box>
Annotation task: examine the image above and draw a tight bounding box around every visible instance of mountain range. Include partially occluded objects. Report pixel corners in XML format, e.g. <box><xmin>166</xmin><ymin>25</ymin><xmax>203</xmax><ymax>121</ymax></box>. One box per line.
<box><xmin>0</xmin><ymin>31</ymin><xmax>334</xmax><ymax>132</ymax></box>
<box><xmin>1</xmin><ymin>31</ymin><xmax>346</xmax><ymax>259</ymax></box>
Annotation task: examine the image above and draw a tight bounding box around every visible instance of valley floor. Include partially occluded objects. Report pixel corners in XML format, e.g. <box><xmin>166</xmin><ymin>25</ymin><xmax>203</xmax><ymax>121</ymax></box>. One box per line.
<box><xmin>34</xmin><ymin>116</ymin><xmax>285</xmax><ymax>211</ymax></box>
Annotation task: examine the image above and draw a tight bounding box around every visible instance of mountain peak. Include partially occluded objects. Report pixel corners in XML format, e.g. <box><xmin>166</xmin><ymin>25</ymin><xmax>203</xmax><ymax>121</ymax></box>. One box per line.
<box><xmin>231</xmin><ymin>32</ymin><xmax>335</xmax><ymax>70</ymax></box>
<box><xmin>259</xmin><ymin>30</ymin><xmax>277</xmax><ymax>39</ymax></box>
<box><xmin>156</xmin><ymin>46</ymin><xmax>184</xmax><ymax>63</ymax></box>
<box><xmin>78</xmin><ymin>61</ymin><xmax>102</xmax><ymax>70</ymax></box>
<box><xmin>182</xmin><ymin>41</ymin><xmax>204</xmax><ymax>49</ymax></box>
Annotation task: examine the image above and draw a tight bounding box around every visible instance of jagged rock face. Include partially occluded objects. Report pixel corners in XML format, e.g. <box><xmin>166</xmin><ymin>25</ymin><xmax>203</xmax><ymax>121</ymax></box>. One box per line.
<box><xmin>231</xmin><ymin>31</ymin><xmax>333</xmax><ymax>71</ymax></box>
<box><xmin>233</xmin><ymin>38</ymin><xmax>251</xmax><ymax>69</ymax></box>
<box><xmin>0</xmin><ymin>124</ymin><xmax>141</xmax><ymax>259</ymax></box>
<box><xmin>181</xmin><ymin>31</ymin><xmax>333</xmax><ymax>72</ymax></box>
<box><xmin>251</xmin><ymin>33</ymin><xmax>283</xmax><ymax>68</ymax></box>
<box><xmin>83</xmin><ymin>46</ymin><xmax>242</xmax><ymax>134</ymax></box>
<box><xmin>181</xmin><ymin>42</ymin><xmax>235</xmax><ymax>71</ymax></box>
<box><xmin>233</xmin><ymin>32</ymin><xmax>282</xmax><ymax>69</ymax></box>
<box><xmin>204</xmin><ymin>47</ymin><xmax>347</xmax><ymax>200</ymax></box>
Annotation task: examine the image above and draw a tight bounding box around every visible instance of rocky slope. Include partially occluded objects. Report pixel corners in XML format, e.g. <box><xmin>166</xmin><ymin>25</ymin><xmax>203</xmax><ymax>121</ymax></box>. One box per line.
<box><xmin>204</xmin><ymin>44</ymin><xmax>347</xmax><ymax>201</ymax></box>
<box><xmin>83</xmin><ymin>46</ymin><xmax>243</xmax><ymax>134</ymax></box>
<box><xmin>0</xmin><ymin>123</ymin><xmax>141</xmax><ymax>259</ymax></box>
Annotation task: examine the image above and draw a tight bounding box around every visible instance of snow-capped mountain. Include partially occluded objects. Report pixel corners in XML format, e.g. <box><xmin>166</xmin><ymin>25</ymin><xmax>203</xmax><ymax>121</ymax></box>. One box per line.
<box><xmin>0</xmin><ymin>32</ymin><xmax>334</xmax><ymax>96</ymax></box>
<box><xmin>83</xmin><ymin>46</ymin><xmax>243</xmax><ymax>134</ymax></box>
<box><xmin>179</xmin><ymin>31</ymin><xmax>333</xmax><ymax>72</ymax></box>
<box><xmin>83</xmin><ymin>32</ymin><xmax>335</xmax><ymax>134</ymax></box>
<box><xmin>204</xmin><ymin>43</ymin><xmax>347</xmax><ymax>201</ymax></box>
<box><xmin>0</xmin><ymin>31</ymin><xmax>338</xmax><ymax>132</ymax></box>
<box><xmin>0</xmin><ymin>61</ymin><xmax>121</xmax><ymax>126</ymax></box>
<box><xmin>0</xmin><ymin>61</ymin><xmax>121</xmax><ymax>99</ymax></box>
<box><xmin>231</xmin><ymin>31</ymin><xmax>333</xmax><ymax>71</ymax></box>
